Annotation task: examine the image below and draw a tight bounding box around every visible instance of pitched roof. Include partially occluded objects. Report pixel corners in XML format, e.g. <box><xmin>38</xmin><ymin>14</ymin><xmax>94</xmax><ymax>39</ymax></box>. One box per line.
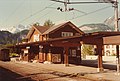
<box><xmin>35</xmin><ymin>26</ymin><xmax>49</xmax><ymax>34</ymax></box>
<box><xmin>26</xmin><ymin>21</ymin><xmax>84</xmax><ymax>39</ymax></box>
<box><xmin>26</xmin><ymin>25</ymin><xmax>49</xmax><ymax>39</ymax></box>
<box><xmin>43</xmin><ymin>21</ymin><xmax>84</xmax><ymax>35</ymax></box>
<box><xmin>42</xmin><ymin>22</ymin><xmax>67</xmax><ymax>35</ymax></box>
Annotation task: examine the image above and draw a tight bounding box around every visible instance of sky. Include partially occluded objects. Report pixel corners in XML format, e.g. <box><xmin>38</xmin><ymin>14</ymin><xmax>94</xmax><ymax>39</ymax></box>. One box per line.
<box><xmin>0</xmin><ymin>0</ymin><xmax>119</xmax><ymax>30</ymax></box>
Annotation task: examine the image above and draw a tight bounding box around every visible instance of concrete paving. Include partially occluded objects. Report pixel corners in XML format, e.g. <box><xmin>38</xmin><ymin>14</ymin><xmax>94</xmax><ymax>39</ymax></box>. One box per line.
<box><xmin>15</xmin><ymin>61</ymin><xmax>120</xmax><ymax>81</ymax></box>
<box><xmin>1</xmin><ymin>60</ymin><xmax>120</xmax><ymax>81</ymax></box>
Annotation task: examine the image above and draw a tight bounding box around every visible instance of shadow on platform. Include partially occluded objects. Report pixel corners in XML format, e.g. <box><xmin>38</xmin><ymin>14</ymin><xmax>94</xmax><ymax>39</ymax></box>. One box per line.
<box><xmin>0</xmin><ymin>67</ymin><xmax>35</xmax><ymax>81</ymax></box>
<box><xmin>80</xmin><ymin>60</ymin><xmax>117</xmax><ymax>70</ymax></box>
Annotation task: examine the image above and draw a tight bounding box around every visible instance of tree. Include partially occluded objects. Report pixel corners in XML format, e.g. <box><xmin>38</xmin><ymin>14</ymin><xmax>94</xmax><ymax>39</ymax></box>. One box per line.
<box><xmin>33</xmin><ymin>22</ymin><xmax>40</xmax><ymax>26</ymax></box>
<box><xmin>43</xmin><ymin>20</ymin><xmax>55</xmax><ymax>27</ymax></box>
<box><xmin>82</xmin><ymin>44</ymin><xmax>95</xmax><ymax>58</ymax></box>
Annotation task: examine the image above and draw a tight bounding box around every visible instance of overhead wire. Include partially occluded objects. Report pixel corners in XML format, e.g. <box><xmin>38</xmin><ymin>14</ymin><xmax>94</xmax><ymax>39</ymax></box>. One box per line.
<box><xmin>73</xmin><ymin>9</ymin><xmax>87</xmax><ymax>15</ymax></box>
<box><xmin>32</xmin><ymin>10</ymin><xmax>54</xmax><ymax>24</ymax></box>
<box><xmin>32</xmin><ymin>6</ymin><xmax>60</xmax><ymax>23</ymax></box>
<box><xmin>14</xmin><ymin>2</ymin><xmax>56</xmax><ymax>26</ymax></box>
<box><xmin>37</xmin><ymin>3</ymin><xmax>63</xmax><ymax>23</ymax></box>
<box><xmin>32</xmin><ymin>2</ymin><xmax>63</xmax><ymax>23</ymax></box>
<box><xmin>13</xmin><ymin>0</ymin><xmax>112</xmax><ymax>27</ymax></box>
<box><xmin>70</xmin><ymin>5</ymin><xmax>111</xmax><ymax>20</ymax></box>
<box><xmin>4</xmin><ymin>0</ymin><xmax>25</xmax><ymax>24</ymax></box>
<box><xmin>29</xmin><ymin>0</ymin><xmax>32</xmax><ymax>16</ymax></box>
<box><xmin>33</xmin><ymin>3</ymin><xmax>63</xmax><ymax>23</ymax></box>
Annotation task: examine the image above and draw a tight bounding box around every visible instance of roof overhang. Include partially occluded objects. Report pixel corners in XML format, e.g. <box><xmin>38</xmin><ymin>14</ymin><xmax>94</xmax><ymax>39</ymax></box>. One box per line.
<box><xmin>12</xmin><ymin>31</ymin><xmax>120</xmax><ymax>48</ymax></box>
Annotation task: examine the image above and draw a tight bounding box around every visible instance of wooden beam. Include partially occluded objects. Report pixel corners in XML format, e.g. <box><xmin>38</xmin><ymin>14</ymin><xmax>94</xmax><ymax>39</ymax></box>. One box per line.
<box><xmin>76</xmin><ymin>45</ymin><xmax>82</xmax><ymax>64</ymax></box>
<box><xmin>97</xmin><ymin>44</ymin><xmax>104</xmax><ymax>72</ymax></box>
<box><xmin>39</xmin><ymin>47</ymin><xmax>44</xmax><ymax>62</ymax></box>
<box><xmin>48</xmin><ymin>49</ymin><xmax>52</xmax><ymax>62</ymax></box>
<box><xmin>116</xmin><ymin>45</ymin><xmax>120</xmax><ymax>73</ymax></box>
<box><xmin>50</xmin><ymin>41</ymin><xmax>80</xmax><ymax>47</ymax></box>
<box><xmin>82</xmin><ymin>36</ymin><xmax>103</xmax><ymax>45</ymax></box>
<box><xmin>103</xmin><ymin>35</ymin><xmax>120</xmax><ymax>45</ymax></box>
<box><xmin>64</xmin><ymin>47</ymin><xmax>69</xmax><ymax>66</ymax></box>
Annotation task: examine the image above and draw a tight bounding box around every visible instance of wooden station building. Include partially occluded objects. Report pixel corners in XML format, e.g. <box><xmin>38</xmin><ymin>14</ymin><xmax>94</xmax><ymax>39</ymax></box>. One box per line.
<box><xmin>15</xmin><ymin>21</ymin><xmax>84</xmax><ymax>64</ymax></box>
<box><xmin>12</xmin><ymin>21</ymin><xmax>120</xmax><ymax>72</ymax></box>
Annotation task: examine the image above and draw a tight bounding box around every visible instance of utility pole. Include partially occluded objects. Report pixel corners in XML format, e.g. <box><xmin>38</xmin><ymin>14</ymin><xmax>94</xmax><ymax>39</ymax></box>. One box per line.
<box><xmin>64</xmin><ymin>0</ymin><xmax>68</xmax><ymax>11</ymax></box>
<box><xmin>113</xmin><ymin>0</ymin><xmax>120</xmax><ymax>74</ymax></box>
<box><xmin>114</xmin><ymin>0</ymin><xmax>119</xmax><ymax>31</ymax></box>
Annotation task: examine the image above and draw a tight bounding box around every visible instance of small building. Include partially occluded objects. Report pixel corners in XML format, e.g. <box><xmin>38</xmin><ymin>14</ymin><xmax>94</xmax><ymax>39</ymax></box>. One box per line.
<box><xmin>18</xmin><ymin>21</ymin><xmax>84</xmax><ymax>64</ymax></box>
<box><xmin>11</xmin><ymin>23</ymin><xmax>120</xmax><ymax>72</ymax></box>
<box><xmin>0</xmin><ymin>49</ymin><xmax>10</xmax><ymax>61</ymax></box>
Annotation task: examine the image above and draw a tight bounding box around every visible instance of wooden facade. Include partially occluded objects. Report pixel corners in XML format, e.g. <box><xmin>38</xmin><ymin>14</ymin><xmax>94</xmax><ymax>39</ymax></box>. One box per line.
<box><xmin>16</xmin><ymin>21</ymin><xmax>83</xmax><ymax>64</ymax></box>
<box><xmin>12</xmin><ymin>21</ymin><xmax>120</xmax><ymax>72</ymax></box>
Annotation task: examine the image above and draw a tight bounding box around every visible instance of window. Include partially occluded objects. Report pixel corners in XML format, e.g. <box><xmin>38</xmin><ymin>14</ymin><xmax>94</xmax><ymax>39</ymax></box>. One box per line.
<box><xmin>71</xmin><ymin>49</ymin><xmax>76</xmax><ymax>57</ymax></box>
<box><xmin>106</xmin><ymin>45</ymin><xmax>110</xmax><ymax>49</ymax></box>
<box><xmin>69</xmin><ymin>49</ymin><xmax>76</xmax><ymax>57</ymax></box>
<box><xmin>61</xmin><ymin>32</ymin><xmax>73</xmax><ymax>37</ymax></box>
<box><xmin>34</xmin><ymin>34</ymin><xmax>39</xmax><ymax>42</ymax></box>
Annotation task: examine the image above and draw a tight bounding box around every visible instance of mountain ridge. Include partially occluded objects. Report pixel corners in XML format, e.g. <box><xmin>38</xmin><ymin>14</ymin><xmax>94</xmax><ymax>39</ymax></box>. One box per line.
<box><xmin>79</xmin><ymin>23</ymin><xmax>113</xmax><ymax>33</ymax></box>
<box><xmin>9</xmin><ymin>24</ymin><xmax>30</xmax><ymax>33</ymax></box>
<box><xmin>0</xmin><ymin>30</ymin><xmax>29</xmax><ymax>45</ymax></box>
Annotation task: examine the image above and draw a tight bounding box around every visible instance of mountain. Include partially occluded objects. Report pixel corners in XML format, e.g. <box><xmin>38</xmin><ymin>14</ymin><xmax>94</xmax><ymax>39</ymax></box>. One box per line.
<box><xmin>104</xmin><ymin>16</ymin><xmax>120</xmax><ymax>30</ymax></box>
<box><xmin>9</xmin><ymin>24</ymin><xmax>30</xmax><ymax>33</ymax></box>
<box><xmin>0</xmin><ymin>30</ymin><xmax>29</xmax><ymax>45</ymax></box>
<box><xmin>0</xmin><ymin>30</ymin><xmax>13</xmax><ymax>44</ymax></box>
<box><xmin>79</xmin><ymin>23</ymin><xmax>113</xmax><ymax>33</ymax></box>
